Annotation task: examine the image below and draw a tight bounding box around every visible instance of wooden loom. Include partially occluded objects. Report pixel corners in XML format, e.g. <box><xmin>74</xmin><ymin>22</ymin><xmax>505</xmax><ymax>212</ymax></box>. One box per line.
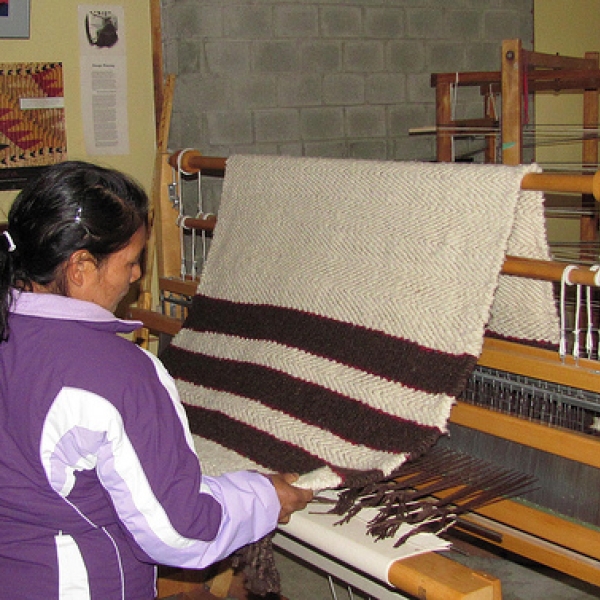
<box><xmin>131</xmin><ymin>147</ymin><xmax>600</xmax><ymax>599</ymax></box>
<box><xmin>431</xmin><ymin>38</ymin><xmax>600</xmax><ymax>256</ymax></box>
<box><xmin>429</xmin><ymin>38</ymin><xmax>600</xmax><ymax>590</ymax></box>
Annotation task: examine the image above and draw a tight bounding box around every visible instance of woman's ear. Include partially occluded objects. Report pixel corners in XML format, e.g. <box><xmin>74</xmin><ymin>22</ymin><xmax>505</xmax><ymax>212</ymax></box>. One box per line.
<box><xmin>66</xmin><ymin>250</ymin><xmax>97</xmax><ymax>288</ymax></box>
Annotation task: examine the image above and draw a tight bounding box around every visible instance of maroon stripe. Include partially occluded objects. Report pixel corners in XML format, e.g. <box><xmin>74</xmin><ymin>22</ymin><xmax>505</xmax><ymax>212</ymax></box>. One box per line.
<box><xmin>185</xmin><ymin>403</ymin><xmax>326</xmax><ymax>475</ymax></box>
<box><xmin>181</xmin><ymin>294</ymin><xmax>476</xmax><ymax>397</ymax></box>
<box><xmin>162</xmin><ymin>344</ymin><xmax>443</xmax><ymax>454</ymax></box>
<box><xmin>484</xmin><ymin>329</ymin><xmax>559</xmax><ymax>352</ymax></box>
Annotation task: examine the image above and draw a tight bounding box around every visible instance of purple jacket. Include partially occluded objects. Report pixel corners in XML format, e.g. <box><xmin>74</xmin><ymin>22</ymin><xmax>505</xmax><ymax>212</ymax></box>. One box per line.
<box><xmin>0</xmin><ymin>292</ymin><xmax>279</xmax><ymax>600</ymax></box>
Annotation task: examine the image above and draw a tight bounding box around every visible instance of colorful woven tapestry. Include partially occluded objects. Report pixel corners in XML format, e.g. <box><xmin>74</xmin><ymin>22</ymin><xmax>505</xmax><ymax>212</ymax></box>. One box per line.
<box><xmin>0</xmin><ymin>62</ymin><xmax>66</xmax><ymax>169</ymax></box>
<box><xmin>161</xmin><ymin>156</ymin><xmax>559</xmax><ymax>493</ymax></box>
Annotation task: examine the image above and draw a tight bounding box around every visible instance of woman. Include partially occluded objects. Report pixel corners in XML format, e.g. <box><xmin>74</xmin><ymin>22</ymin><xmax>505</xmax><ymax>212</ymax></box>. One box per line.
<box><xmin>0</xmin><ymin>161</ymin><xmax>311</xmax><ymax>599</ymax></box>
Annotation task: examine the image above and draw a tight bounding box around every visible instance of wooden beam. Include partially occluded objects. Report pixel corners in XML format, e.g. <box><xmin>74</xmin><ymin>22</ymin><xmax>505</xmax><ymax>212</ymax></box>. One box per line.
<box><xmin>388</xmin><ymin>552</ymin><xmax>501</xmax><ymax>600</ymax></box>
<box><xmin>150</xmin><ymin>0</ymin><xmax>164</xmax><ymax>133</ymax></box>
<box><xmin>501</xmin><ymin>39</ymin><xmax>523</xmax><ymax>165</ymax></box>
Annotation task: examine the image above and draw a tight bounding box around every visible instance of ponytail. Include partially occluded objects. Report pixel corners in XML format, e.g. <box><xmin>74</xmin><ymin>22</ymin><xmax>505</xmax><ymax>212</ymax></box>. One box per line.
<box><xmin>0</xmin><ymin>228</ymin><xmax>17</xmax><ymax>341</ymax></box>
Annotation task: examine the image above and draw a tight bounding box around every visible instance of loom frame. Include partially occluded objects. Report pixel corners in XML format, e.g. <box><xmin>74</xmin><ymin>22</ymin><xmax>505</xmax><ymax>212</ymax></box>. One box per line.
<box><xmin>429</xmin><ymin>38</ymin><xmax>600</xmax><ymax>588</ymax></box>
<box><xmin>130</xmin><ymin>36</ymin><xmax>600</xmax><ymax>600</ymax></box>
<box><xmin>431</xmin><ymin>38</ymin><xmax>600</xmax><ymax>253</ymax></box>
<box><xmin>131</xmin><ymin>148</ymin><xmax>600</xmax><ymax>598</ymax></box>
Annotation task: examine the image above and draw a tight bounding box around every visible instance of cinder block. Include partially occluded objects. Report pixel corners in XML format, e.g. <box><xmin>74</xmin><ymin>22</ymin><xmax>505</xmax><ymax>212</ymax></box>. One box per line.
<box><xmin>389</xmin><ymin>104</ymin><xmax>433</xmax><ymax>137</ymax></box>
<box><xmin>278</xmin><ymin>74</ymin><xmax>322</xmax><ymax>107</ymax></box>
<box><xmin>255</xmin><ymin>109</ymin><xmax>301</xmax><ymax>142</ymax></box>
<box><xmin>300</xmin><ymin>108</ymin><xmax>344</xmax><ymax>140</ymax></box>
<box><xmin>366</xmin><ymin>73</ymin><xmax>406</xmax><ymax>104</ymax></box>
<box><xmin>224</xmin><ymin>6</ymin><xmax>272</xmax><ymax>39</ymax></box>
<box><xmin>426</xmin><ymin>42</ymin><xmax>466</xmax><ymax>73</ymax></box>
<box><xmin>444</xmin><ymin>11</ymin><xmax>482</xmax><ymax>41</ymax></box>
<box><xmin>253</xmin><ymin>41</ymin><xmax>299</xmax><ymax>72</ymax></box>
<box><xmin>301</xmin><ymin>42</ymin><xmax>342</xmax><ymax>72</ymax></box>
<box><xmin>231</xmin><ymin>75</ymin><xmax>278</xmax><ymax>109</ymax></box>
<box><xmin>388</xmin><ymin>40</ymin><xmax>426</xmax><ymax>73</ymax></box>
<box><xmin>406</xmin><ymin>9</ymin><xmax>445</xmax><ymax>39</ymax></box>
<box><xmin>484</xmin><ymin>11</ymin><xmax>522</xmax><ymax>42</ymax></box>
<box><xmin>364</xmin><ymin>8</ymin><xmax>405</xmax><ymax>39</ymax></box>
<box><xmin>206</xmin><ymin>111</ymin><xmax>253</xmax><ymax>145</ymax></box>
<box><xmin>348</xmin><ymin>139</ymin><xmax>388</xmax><ymax>160</ymax></box>
<box><xmin>344</xmin><ymin>42</ymin><xmax>385</xmax><ymax>73</ymax></box>
<box><xmin>275</xmin><ymin>6</ymin><xmax>319</xmax><ymax>38</ymax></box>
<box><xmin>164</xmin><ymin>0</ymin><xmax>533</xmax><ymax>163</ymax></box>
<box><xmin>321</xmin><ymin>7</ymin><xmax>362</xmax><ymax>38</ymax></box>
<box><xmin>323</xmin><ymin>73</ymin><xmax>365</xmax><ymax>105</ymax></box>
<box><xmin>345</xmin><ymin>106</ymin><xmax>386</xmax><ymax>138</ymax></box>
<box><xmin>174</xmin><ymin>74</ymin><xmax>230</xmax><ymax>113</ymax></box>
<box><xmin>205</xmin><ymin>41</ymin><xmax>250</xmax><ymax>73</ymax></box>
<box><xmin>303</xmin><ymin>141</ymin><xmax>347</xmax><ymax>158</ymax></box>
<box><xmin>177</xmin><ymin>40</ymin><xmax>203</xmax><ymax>75</ymax></box>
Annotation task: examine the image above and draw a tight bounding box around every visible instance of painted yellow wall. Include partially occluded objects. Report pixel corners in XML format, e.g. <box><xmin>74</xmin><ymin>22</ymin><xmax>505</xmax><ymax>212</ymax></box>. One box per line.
<box><xmin>534</xmin><ymin>0</ymin><xmax>600</xmax><ymax>163</ymax></box>
<box><xmin>534</xmin><ymin>0</ymin><xmax>600</xmax><ymax>55</ymax></box>
<box><xmin>533</xmin><ymin>0</ymin><xmax>600</xmax><ymax>246</ymax></box>
<box><xmin>0</xmin><ymin>0</ymin><xmax>156</xmax><ymax>220</ymax></box>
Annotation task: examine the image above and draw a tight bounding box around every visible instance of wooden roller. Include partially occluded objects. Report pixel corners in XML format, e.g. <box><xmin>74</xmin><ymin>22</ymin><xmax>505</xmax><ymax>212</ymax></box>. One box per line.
<box><xmin>166</xmin><ymin>150</ymin><xmax>600</xmax><ymax>288</ymax></box>
<box><xmin>169</xmin><ymin>149</ymin><xmax>600</xmax><ymax>202</ymax></box>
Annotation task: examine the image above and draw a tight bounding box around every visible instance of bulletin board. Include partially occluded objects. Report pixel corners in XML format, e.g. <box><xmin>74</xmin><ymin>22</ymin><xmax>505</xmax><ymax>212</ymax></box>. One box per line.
<box><xmin>0</xmin><ymin>62</ymin><xmax>67</xmax><ymax>189</ymax></box>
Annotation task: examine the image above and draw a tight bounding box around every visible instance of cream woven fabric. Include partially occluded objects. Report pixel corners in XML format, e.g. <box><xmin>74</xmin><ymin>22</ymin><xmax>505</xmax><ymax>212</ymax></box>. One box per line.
<box><xmin>161</xmin><ymin>155</ymin><xmax>559</xmax><ymax>491</ymax></box>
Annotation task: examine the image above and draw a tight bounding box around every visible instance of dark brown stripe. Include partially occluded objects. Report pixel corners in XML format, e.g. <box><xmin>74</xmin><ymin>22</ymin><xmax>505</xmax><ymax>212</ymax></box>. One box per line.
<box><xmin>484</xmin><ymin>329</ymin><xmax>559</xmax><ymax>352</ymax></box>
<box><xmin>162</xmin><ymin>344</ymin><xmax>442</xmax><ymax>454</ymax></box>
<box><xmin>185</xmin><ymin>403</ymin><xmax>325</xmax><ymax>475</ymax></box>
<box><xmin>181</xmin><ymin>294</ymin><xmax>477</xmax><ymax>397</ymax></box>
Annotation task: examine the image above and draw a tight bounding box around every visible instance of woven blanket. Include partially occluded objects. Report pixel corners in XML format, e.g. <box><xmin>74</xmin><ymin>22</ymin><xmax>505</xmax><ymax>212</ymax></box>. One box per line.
<box><xmin>161</xmin><ymin>155</ymin><xmax>559</xmax><ymax>492</ymax></box>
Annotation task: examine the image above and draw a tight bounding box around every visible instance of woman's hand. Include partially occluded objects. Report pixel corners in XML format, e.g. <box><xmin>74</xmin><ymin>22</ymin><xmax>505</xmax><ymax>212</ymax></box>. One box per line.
<box><xmin>268</xmin><ymin>473</ymin><xmax>313</xmax><ymax>524</ymax></box>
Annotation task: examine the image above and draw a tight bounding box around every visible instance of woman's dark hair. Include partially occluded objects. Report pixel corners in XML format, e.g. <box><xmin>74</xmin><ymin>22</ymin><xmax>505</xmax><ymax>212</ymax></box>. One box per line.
<box><xmin>0</xmin><ymin>160</ymin><xmax>149</xmax><ymax>341</ymax></box>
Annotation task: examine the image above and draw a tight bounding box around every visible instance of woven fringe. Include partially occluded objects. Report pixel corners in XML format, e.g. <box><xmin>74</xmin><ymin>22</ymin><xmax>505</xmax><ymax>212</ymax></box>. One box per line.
<box><xmin>232</xmin><ymin>533</ymin><xmax>281</xmax><ymax>597</ymax></box>
<box><xmin>231</xmin><ymin>447</ymin><xmax>535</xmax><ymax>595</ymax></box>
<box><xmin>327</xmin><ymin>447</ymin><xmax>536</xmax><ymax>547</ymax></box>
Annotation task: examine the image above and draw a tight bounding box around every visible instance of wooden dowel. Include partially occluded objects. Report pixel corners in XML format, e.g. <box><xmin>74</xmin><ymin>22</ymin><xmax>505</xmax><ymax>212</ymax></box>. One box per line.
<box><xmin>169</xmin><ymin>149</ymin><xmax>600</xmax><ymax>201</ymax></box>
<box><xmin>521</xmin><ymin>171</ymin><xmax>600</xmax><ymax>201</ymax></box>
<box><xmin>172</xmin><ymin>216</ymin><xmax>600</xmax><ymax>287</ymax></box>
<box><xmin>168</xmin><ymin>150</ymin><xmax>226</xmax><ymax>174</ymax></box>
<box><xmin>501</xmin><ymin>256</ymin><xmax>600</xmax><ymax>286</ymax></box>
<box><xmin>167</xmin><ymin>151</ymin><xmax>600</xmax><ymax>285</ymax></box>
<box><xmin>179</xmin><ymin>214</ymin><xmax>217</xmax><ymax>231</ymax></box>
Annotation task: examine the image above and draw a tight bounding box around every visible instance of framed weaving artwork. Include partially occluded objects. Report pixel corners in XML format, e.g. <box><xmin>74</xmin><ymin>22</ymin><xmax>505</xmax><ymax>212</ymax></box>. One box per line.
<box><xmin>0</xmin><ymin>62</ymin><xmax>67</xmax><ymax>190</ymax></box>
<box><xmin>0</xmin><ymin>1</ymin><xmax>30</xmax><ymax>38</ymax></box>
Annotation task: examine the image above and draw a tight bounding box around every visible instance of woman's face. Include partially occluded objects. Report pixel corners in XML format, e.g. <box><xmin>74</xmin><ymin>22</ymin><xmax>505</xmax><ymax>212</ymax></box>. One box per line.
<box><xmin>76</xmin><ymin>226</ymin><xmax>147</xmax><ymax>313</ymax></box>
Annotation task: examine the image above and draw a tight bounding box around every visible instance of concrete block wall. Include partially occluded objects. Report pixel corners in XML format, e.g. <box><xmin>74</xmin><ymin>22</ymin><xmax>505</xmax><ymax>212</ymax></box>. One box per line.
<box><xmin>161</xmin><ymin>0</ymin><xmax>533</xmax><ymax>163</ymax></box>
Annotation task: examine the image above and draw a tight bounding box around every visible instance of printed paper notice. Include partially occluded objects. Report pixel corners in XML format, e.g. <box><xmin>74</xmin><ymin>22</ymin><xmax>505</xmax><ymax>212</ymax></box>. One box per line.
<box><xmin>78</xmin><ymin>5</ymin><xmax>130</xmax><ymax>155</ymax></box>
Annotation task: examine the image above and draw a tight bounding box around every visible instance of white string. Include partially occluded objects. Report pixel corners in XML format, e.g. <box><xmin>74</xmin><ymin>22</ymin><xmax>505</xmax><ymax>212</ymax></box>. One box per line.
<box><xmin>176</xmin><ymin>147</ymin><xmax>196</xmax><ymax>177</ymax></box>
<box><xmin>175</xmin><ymin>148</ymin><xmax>199</xmax><ymax>279</ymax></box>
<box><xmin>586</xmin><ymin>284</ymin><xmax>594</xmax><ymax>359</ymax></box>
<box><xmin>450</xmin><ymin>72</ymin><xmax>459</xmax><ymax>162</ymax></box>
<box><xmin>573</xmin><ymin>283</ymin><xmax>582</xmax><ymax>361</ymax></box>
<box><xmin>189</xmin><ymin>177</ymin><xmax>199</xmax><ymax>280</ymax></box>
<box><xmin>593</xmin><ymin>264</ymin><xmax>600</xmax><ymax>288</ymax></box>
<box><xmin>559</xmin><ymin>265</ymin><xmax>576</xmax><ymax>361</ymax></box>
<box><xmin>327</xmin><ymin>576</ymin><xmax>339</xmax><ymax>600</ymax></box>
<box><xmin>487</xmin><ymin>84</ymin><xmax>498</xmax><ymax>121</ymax></box>
<box><xmin>176</xmin><ymin>165</ymin><xmax>186</xmax><ymax>279</ymax></box>
<box><xmin>194</xmin><ymin>171</ymin><xmax>209</xmax><ymax>278</ymax></box>
<box><xmin>487</xmin><ymin>83</ymin><xmax>498</xmax><ymax>162</ymax></box>
<box><xmin>590</xmin><ymin>265</ymin><xmax>600</xmax><ymax>359</ymax></box>
<box><xmin>450</xmin><ymin>72</ymin><xmax>459</xmax><ymax>121</ymax></box>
